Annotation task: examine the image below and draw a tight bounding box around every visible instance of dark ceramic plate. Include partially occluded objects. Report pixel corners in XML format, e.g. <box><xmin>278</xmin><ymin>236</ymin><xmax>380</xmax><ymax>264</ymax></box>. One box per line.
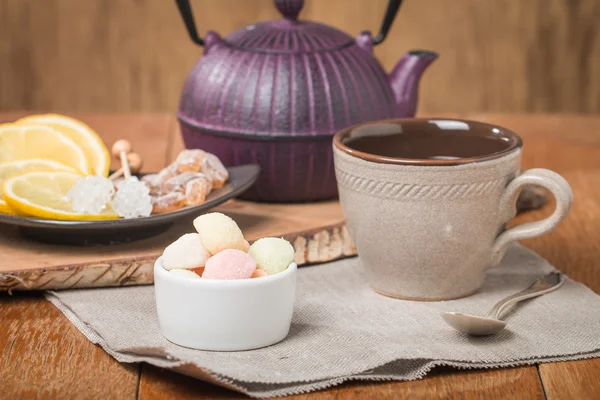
<box><xmin>0</xmin><ymin>164</ymin><xmax>260</xmax><ymax>245</ymax></box>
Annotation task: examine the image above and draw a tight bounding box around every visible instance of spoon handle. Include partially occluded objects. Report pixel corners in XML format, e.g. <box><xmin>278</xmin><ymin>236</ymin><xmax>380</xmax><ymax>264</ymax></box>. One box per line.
<box><xmin>488</xmin><ymin>272</ymin><xmax>564</xmax><ymax>319</ymax></box>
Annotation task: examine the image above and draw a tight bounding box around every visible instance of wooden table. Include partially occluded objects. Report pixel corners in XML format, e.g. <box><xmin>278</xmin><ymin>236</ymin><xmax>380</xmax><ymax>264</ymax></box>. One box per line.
<box><xmin>1</xmin><ymin>113</ymin><xmax>599</xmax><ymax>399</ymax></box>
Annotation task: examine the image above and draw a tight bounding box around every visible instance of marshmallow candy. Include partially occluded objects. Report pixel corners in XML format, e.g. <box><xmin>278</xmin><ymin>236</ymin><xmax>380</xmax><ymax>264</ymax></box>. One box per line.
<box><xmin>202</xmin><ymin>249</ymin><xmax>257</xmax><ymax>280</ymax></box>
<box><xmin>248</xmin><ymin>237</ymin><xmax>294</xmax><ymax>275</ymax></box>
<box><xmin>162</xmin><ymin>233</ymin><xmax>211</xmax><ymax>270</ymax></box>
<box><xmin>169</xmin><ymin>269</ymin><xmax>201</xmax><ymax>279</ymax></box>
<box><xmin>251</xmin><ymin>269</ymin><xmax>268</xmax><ymax>278</ymax></box>
<box><xmin>193</xmin><ymin>212</ymin><xmax>247</xmax><ymax>255</ymax></box>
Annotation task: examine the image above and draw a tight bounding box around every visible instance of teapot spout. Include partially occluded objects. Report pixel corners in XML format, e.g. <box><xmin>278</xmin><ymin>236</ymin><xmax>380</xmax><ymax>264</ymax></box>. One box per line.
<box><xmin>389</xmin><ymin>50</ymin><xmax>438</xmax><ymax>117</ymax></box>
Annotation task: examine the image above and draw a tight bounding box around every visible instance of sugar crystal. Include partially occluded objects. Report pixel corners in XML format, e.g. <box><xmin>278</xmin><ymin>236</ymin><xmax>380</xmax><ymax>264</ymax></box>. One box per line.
<box><xmin>67</xmin><ymin>176</ymin><xmax>114</xmax><ymax>214</ymax></box>
<box><xmin>111</xmin><ymin>177</ymin><xmax>153</xmax><ymax>218</ymax></box>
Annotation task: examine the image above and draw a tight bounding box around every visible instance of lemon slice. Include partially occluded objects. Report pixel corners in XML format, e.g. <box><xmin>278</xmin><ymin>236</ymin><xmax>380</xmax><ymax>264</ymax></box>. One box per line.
<box><xmin>0</xmin><ymin>124</ymin><xmax>91</xmax><ymax>174</ymax></box>
<box><xmin>0</xmin><ymin>159</ymin><xmax>77</xmax><ymax>215</ymax></box>
<box><xmin>0</xmin><ymin>201</ymin><xmax>15</xmax><ymax>215</ymax></box>
<box><xmin>16</xmin><ymin>114</ymin><xmax>111</xmax><ymax>177</ymax></box>
<box><xmin>3</xmin><ymin>171</ymin><xmax>118</xmax><ymax>220</ymax></box>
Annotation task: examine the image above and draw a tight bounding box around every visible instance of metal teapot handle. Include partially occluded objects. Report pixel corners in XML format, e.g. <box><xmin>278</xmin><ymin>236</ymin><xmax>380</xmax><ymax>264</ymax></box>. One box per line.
<box><xmin>372</xmin><ymin>0</ymin><xmax>403</xmax><ymax>46</ymax></box>
<box><xmin>176</xmin><ymin>0</ymin><xmax>402</xmax><ymax>47</ymax></box>
<box><xmin>175</xmin><ymin>0</ymin><xmax>204</xmax><ymax>46</ymax></box>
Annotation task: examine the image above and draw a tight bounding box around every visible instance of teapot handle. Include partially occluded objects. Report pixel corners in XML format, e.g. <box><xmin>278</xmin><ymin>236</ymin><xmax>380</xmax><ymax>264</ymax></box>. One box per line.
<box><xmin>175</xmin><ymin>0</ymin><xmax>204</xmax><ymax>46</ymax></box>
<box><xmin>176</xmin><ymin>0</ymin><xmax>401</xmax><ymax>47</ymax></box>
<box><xmin>372</xmin><ymin>0</ymin><xmax>403</xmax><ymax>46</ymax></box>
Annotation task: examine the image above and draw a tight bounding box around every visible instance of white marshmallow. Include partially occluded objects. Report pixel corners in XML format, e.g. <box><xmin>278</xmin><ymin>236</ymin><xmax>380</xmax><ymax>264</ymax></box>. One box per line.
<box><xmin>168</xmin><ymin>269</ymin><xmax>201</xmax><ymax>279</ymax></box>
<box><xmin>162</xmin><ymin>233</ymin><xmax>210</xmax><ymax>270</ymax></box>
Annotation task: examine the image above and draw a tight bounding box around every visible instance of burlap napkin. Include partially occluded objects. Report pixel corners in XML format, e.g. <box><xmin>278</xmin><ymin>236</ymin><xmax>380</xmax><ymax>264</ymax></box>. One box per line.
<box><xmin>46</xmin><ymin>244</ymin><xmax>600</xmax><ymax>398</ymax></box>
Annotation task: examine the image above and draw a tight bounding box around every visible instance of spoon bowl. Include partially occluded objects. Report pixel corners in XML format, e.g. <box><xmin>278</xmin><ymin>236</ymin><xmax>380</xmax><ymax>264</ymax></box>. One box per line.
<box><xmin>441</xmin><ymin>312</ymin><xmax>507</xmax><ymax>336</ymax></box>
<box><xmin>441</xmin><ymin>272</ymin><xmax>564</xmax><ymax>336</ymax></box>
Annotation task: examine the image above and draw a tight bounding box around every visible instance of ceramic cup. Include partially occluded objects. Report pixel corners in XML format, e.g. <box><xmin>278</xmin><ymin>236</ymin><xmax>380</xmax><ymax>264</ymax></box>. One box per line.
<box><xmin>154</xmin><ymin>257</ymin><xmax>297</xmax><ymax>351</ymax></box>
<box><xmin>332</xmin><ymin>118</ymin><xmax>573</xmax><ymax>301</ymax></box>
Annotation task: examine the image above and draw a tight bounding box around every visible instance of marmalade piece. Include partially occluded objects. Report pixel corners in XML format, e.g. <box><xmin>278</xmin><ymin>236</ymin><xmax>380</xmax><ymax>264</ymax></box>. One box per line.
<box><xmin>141</xmin><ymin>150</ymin><xmax>229</xmax><ymax>214</ymax></box>
<box><xmin>174</xmin><ymin>149</ymin><xmax>206</xmax><ymax>173</ymax></box>
<box><xmin>155</xmin><ymin>164</ymin><xmax>178</xmax><ymax>187</ymax></box>
<box><xmin>141</xmin><ymin>173</ymin><xmax>161</xmax><ymax>196</ymax></box>
<box><xmin>202</xmin><ymin>153</ymin><xmax>229</xmax><ymax>189</ymax></box>
<box><xmin>162</xmin><ymin>171</ymin><xmax>205</xmax><ymax>193</ymax></box>
<box><xmin>152</xmin><ymin>192</ymin><xmax>186</xmax><ymax>214</ymax></box>
<box><xmin>185</xmin><ymin>175</ymin><xmax>212</xmax><ymax>206</ymax></box>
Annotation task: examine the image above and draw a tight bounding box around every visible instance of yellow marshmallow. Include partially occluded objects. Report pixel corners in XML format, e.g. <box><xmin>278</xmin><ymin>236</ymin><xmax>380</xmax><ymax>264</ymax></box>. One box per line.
<box><xmin>193</xmin><ymin>212</ymin><xmax>247</xmax><ymax>255</ymax></box>
<box><xmin>248</xmin><ymin>237</ymin><xmax>294</xmax><ymax>275</ymax></box>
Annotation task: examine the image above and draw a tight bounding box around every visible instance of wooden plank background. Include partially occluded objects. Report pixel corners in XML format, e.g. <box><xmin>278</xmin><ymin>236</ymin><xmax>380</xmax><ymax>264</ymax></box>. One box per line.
<box><xmin>1</xmin><ymin>0</ymin><xmax>599</xmax><ymax>115</ymax></box>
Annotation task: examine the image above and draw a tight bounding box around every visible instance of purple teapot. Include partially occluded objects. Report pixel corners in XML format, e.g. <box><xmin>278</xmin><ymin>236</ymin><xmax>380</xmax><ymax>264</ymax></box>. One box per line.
<box><xmin>176</xmin><ymin>0</ymin><xmax>437</xmax><ymax>202</ymax></box>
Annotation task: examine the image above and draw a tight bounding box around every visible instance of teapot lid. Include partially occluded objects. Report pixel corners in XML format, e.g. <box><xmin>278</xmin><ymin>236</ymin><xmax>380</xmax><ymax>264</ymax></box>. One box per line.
<box><xmin>224</xmin><ymin>0</ymin><xmax>354</xmax><ymax>53</ymax></box>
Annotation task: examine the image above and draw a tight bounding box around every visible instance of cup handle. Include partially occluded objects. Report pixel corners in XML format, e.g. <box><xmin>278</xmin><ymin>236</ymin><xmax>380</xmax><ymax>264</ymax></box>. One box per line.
<box><xmin>490</xmin><ymin>168</ymin><xmax>573</xmax><ymax>266</ymax></box>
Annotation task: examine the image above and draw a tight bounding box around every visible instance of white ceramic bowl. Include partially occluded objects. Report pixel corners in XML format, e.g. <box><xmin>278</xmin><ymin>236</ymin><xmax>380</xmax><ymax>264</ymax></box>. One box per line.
<box><xmin>154</xmin><ymin>257</ymin><xmax>297</xmax><ymax>351</ymax></box>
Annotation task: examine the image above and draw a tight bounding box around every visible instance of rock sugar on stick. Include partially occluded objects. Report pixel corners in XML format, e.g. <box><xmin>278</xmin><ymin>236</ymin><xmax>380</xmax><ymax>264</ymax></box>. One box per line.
<box><xmin>66</xmin><ymin>149</ymin><xmax>144</xmax><ymax>215</ymax></box>
<box><xmin>109</xmin><ymin>140</ymin><xmax>152</xmax><ymax>218</ymax></box>
<box><xmin>112</xmin><ymin>177</ymin><xmax>153</xmax><ymax>218</ymax></box>
<box><xmin>67</xmin><ymin>176</ymin><xmax>115</xmax><ymax>214</ymax></box>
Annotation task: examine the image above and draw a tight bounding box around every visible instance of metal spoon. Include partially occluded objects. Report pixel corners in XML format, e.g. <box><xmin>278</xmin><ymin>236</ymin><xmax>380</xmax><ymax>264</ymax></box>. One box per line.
<box><xmin>441</xmin><ymin>272</ymin><xmax>564</xmax><ymax>336</ymax></box>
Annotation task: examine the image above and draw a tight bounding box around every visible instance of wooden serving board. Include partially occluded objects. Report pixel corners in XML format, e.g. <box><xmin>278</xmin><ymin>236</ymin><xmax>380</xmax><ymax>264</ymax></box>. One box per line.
<box><xmin>0</xmin><ymin>200</ymin><xmax>354</xmax><ymax>291</ymax></box>
<box><xmin>0</xmin><ymin>112</ymin><xmax>354</xmax><ymax>292</ymax></box>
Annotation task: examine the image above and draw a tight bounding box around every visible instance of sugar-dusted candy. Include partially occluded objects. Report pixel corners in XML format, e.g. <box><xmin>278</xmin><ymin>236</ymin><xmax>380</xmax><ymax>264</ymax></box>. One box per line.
<box><xmin>152</xmin><ymin>192</ymin><xmax>186</xmax><ymax>214</ymax></box>
<box><xmin>162</xmin><ymin>171</ymin><xmax>203</xmax><ymax>193</ymax></box>
<box><xmin>185</xmin><ymin>175</ymin><xmax>212</xmax><ymax>206</ymax></box>
<box><xmin>169</xmin><ymin>269</ymin><xmax>201</xmax><ymax>279</ymax></box>
<box><xmin>193</xmin><ymin>212</ymin><xmax>246</xmax><ymax>254</ymax></box>
<box><xmin>202</xmin><ymin>249</ymin><xmax>256</xmax><ymax>280</ymax></box>
<box><xmin>162</xmin><ymin>233</ymin><xmax>210</xmax><ymax>270</ymax></box>
<box><xmin>155</xmin><ymin>164</ymin><xmax>178</xmax><ymax>186</ymax></box>
<box><xmin>248</xmin><ymin>237</ymin><xmax>294</xmax><ymax>275</ymax></box>
<box><xmin>174</xmin><ymin>149</ymin><xmax>206</xmax><ymax>173</ymax></box>
<box><xmin>202</xmin><ymin>153</ymin><xmax>229</xmax><ymax>189</ymax></box>
<box><xmin>141</xmin><ymin>173</ymin><xmax>161</xmax><ymax>196</ymax></box>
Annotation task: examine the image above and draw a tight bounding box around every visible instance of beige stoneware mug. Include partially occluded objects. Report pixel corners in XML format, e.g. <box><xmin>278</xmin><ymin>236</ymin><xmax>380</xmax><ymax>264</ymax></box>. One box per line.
<box><xmin>333</xmin><ymin>119</ymin><xmax>573</xmax><ymax>301</ymax></box>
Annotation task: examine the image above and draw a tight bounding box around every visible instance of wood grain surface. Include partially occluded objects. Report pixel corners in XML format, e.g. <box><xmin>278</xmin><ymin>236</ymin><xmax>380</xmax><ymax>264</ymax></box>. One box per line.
<box><xmin>0</xmin><ymin>292</ymin><xmax>139</xmax><ymax>400</ymax></box>
<box><xmin>138</xmin><ymin>365</ymin><xmax>545</xmax><ymax>400</ymax></box>
<box><xmin>539</xmin><ymin>359</ymin><xmax>600</xmax><ymax>400</ymax></box>
<box><xmin>1</xmin><ymin>113</ymin><xmax>599</xmax><ymax>399</ymax></box>
<box><xmin>1</xmin><ymin>0</ymin><xmax>599</xmax><ymax>114</ymax></box>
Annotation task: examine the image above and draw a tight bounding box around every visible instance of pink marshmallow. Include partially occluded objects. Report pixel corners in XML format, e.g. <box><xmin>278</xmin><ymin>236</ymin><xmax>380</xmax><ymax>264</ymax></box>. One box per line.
<box><xmin>203</xmin><ymin>249</ymin><xmax>257</xmax><ymax>280</ymax></box>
